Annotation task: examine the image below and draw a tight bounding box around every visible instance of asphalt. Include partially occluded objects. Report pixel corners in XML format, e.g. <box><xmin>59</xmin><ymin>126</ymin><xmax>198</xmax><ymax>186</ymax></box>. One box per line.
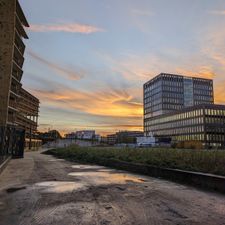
<box><xmin>0</xmin><ymin>150</ymin><xmax>225</xmax><ymax>225</ymax></box>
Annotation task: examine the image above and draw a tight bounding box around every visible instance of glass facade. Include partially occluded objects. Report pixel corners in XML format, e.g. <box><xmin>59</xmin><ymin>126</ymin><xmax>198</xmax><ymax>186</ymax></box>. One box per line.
<box><xmin>143</xmin><ymin>73</ymin><xmax>223</xmax><ymax>148</ymax></box>
<box><xmin>144</xmin><ymin>105</ymin><xmax>225</xmax><ymax>148</ymax></box>
<box><xmin>144</xmin><ymin>73</ymin><xmax>214</xmax><ymax>119</ymax></box>
<box><xmin>184</xmin><ymin>77</ymin><xmax>194</xmax><ymax>107</ymax></box>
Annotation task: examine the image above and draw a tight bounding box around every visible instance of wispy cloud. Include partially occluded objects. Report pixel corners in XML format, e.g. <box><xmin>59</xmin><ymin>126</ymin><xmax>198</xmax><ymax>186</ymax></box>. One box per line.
<box><xmin>208</xmin><ymin>10</ymin><xmax>225</xmax><ymax>15</ymax></box>
<box><xmin>36</xmin><ymin>88</ymin><xmax>143</xmax><ymax>118</ymax></box>
<box><xmin>37</xmin><ymin>103</ymin><xmax>143</xmax><ymax>135</ymax></box>
<box><xmin>131</xmin><ymin>9</ymin><xmax>154</xmax><ymax>17</ymax></box>
<box><xmin>215</xmin><ymin>80</ymin><xmax>225</xmax><ymax>104</ymax></box>
<box><xmin>29</xmin><ymin>76</ymin><xmax>143</xmax><ymax>119</ymax></box>
<box><xmin>28</xmin><ymin>23</ymin><xmax>104</xmax><ymax>34</ymax></box>
<box><xmin>175</xmin><ymin>66</ymin><xmax>217</xmax><ymax>79</ymax></box>
<box><xmin>35</xmin><ymin>84</ymin><xmax>143</xmax><ymax>134</ymax></box>
<box><xmin>28</xmin><ymin>50</ymin><xmax>84</xmax><ymax>80</ymax></box>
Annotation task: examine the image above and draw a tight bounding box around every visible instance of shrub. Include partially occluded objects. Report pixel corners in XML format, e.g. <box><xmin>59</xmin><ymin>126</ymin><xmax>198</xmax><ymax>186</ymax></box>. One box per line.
<box><xmin>45</xmin><ymin>146</ymin><xmax>225</xmax><ymax>176</ymax></box>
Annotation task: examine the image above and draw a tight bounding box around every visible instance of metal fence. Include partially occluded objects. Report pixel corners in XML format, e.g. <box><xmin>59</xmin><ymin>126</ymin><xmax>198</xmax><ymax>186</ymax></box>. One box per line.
<box><xmin>0</xmin><ymin>126</ymin><xmax>25</xmax><ymax>165</ymax></box>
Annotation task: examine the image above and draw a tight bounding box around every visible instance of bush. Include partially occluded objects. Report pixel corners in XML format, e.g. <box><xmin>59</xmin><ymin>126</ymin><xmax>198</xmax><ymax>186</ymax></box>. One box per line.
<box><xmin>45</xmin><ymin>146</ymin><xmax>225</xmax><ymax>176</ymax></box>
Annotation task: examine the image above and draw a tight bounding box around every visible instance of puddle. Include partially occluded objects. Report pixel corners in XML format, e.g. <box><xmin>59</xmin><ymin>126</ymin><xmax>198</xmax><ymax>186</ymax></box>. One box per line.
<box><xmin>98</xmin><ymin>169</ymin><xmax>113</xmax><ymax>172</ymax></box>
<box><xmin>68</xmin><ymin>171</ymin><xmax>145</xmax><ymax>185</ymax></box>
<box><xmin>35</xmin><ymin>181</ymin><xmax>85</xmax><ymax>193</ymax></box>
<box><xmin>49</xmin><ymin>159</ymin><xmax>65</xmax><ymax>162</ymax></box>
<box><xmin>71</xmin><ymin>165</ymin><xmax>104</xmax><ymax>170</ymax></box>
<box><xmin>6</xmin><ymin>186</ymin><xmax>26</xmax><ymax>193</ymax></box>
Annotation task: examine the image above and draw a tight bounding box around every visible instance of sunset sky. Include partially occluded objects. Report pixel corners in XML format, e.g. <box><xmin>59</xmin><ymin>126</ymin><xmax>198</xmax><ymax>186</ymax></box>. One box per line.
<box><xmin>20</xmin><ymin>0</ymin><xmax>225</xmax><ymax>135</ymax></box>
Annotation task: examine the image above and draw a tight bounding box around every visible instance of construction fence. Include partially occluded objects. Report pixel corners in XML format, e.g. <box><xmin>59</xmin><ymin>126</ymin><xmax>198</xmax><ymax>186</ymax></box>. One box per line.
<box><xmin>0</xmin><ymin>126</ymin><xmax>25</xmax><ymax>165</ymax></box>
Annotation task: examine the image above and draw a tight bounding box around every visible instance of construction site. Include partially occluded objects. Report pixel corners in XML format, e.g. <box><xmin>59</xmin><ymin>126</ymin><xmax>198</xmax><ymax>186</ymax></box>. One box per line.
<box><xmin>0</xmin><ymin>0</ymin><xmax>41</xmax><ymax>166</ymax></box>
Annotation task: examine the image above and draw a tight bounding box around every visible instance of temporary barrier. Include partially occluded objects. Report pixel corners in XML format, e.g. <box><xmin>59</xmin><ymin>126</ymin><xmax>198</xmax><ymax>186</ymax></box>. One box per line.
<box><xmin>0</xmin><ymin>126</ymin><xmax>25</xmax><ymax>165</ymax></box>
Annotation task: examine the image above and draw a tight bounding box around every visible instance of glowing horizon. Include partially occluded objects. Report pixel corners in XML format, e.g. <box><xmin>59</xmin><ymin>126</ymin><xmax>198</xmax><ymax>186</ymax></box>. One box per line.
<box><xmin>20</xmin><ymin>0</ymin><xmax>225</xmax><ymax>136</ymax></box>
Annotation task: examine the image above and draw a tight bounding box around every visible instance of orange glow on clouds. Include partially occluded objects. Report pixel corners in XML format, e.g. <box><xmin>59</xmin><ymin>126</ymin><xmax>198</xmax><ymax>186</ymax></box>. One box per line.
<box><xmin>33</xmin><ymin>87</ymin><xmax>143</xmax><ymax>119</ymax></box>
<box><xmin>29</xmin><ymin>23</ymin><xmax>104</xmax><ymax>34</ymax></box>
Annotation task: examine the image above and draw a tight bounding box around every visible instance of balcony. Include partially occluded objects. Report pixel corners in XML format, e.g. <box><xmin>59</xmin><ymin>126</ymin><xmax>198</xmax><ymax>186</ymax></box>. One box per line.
<box><xmin>10</xmin><ymin>79</ymin><xmax>22</xmax><ymax>97</ymax></box>
<box><xmin>7</xmin><ymin>111</ymin><xmax>16</xmax><ymax>125</ymax></box>
<box><xmin>12</xmin><ymin>71</ymin><xmax>22</xmax><ymax>83</ymax></box>
<box><xmin>13</xmin><ymin>60</ymin><xmax>23</xmax><ymax>80</ymax></box>
<box><xmin>14</xmin><ymin>45</ymin><xmax>25</xmax><ymax>68</ymax></box>
<box><xmin>16</xmin><ymin>0</ymin><xmax>29</xmax><ymax>28</ymax></box>
<box><xmin>8</xmin><ymin>98</ymin><xmax>18</xmax><ymax>111</ymax></box>
<box><xmin>16</xmin><ymin>113</ymin><xmax>38</xmax><ymax>133</ymax></box>
<box><xmin>15</xmin><ymin>30</ymin><xmax>25</xmax><ymax>55</ymax></box>
<box><xmin>18</xmin><ymin>103</ymin><xmax>39</xmax><ymax>116</ymax></box>
<box><xmin>15</xmin><ymin>15</ymin><xmax>28</xmax><ymax>39</ymax></box>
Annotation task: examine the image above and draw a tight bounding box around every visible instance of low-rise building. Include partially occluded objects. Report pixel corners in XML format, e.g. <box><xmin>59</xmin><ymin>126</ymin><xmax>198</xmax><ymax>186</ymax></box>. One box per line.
<box><xmin>106</xmin><ymin>131</ymin><xmax>144</xmax><ymax>145</ymax></box>
<box><xmin>107</xmin><ymin>134</ymin><xmax>117</xmax><ymax>145</ymax></box>
<box><xmin>116</xmin><ymin>131</ymin><xmax>144</xmax><ymax>144</ymax></box>
<box><xmin>65</xmin><ymin>132</ymin><xmax>76</xmax><ymax>139</ymax></box>
<box><xmin>137</xmin><ymin>134</ymin><xmax>156</xmax><ymax>147</ymax></box>
<box><xmin>145</xmin><ymin>104</ymin><xmax>225</xmax><ymax>148</ymax></box>
<box><xmin>67</xmin><ymin>130</ymin><xmax>96</xmax><ymax>140</ymax></box>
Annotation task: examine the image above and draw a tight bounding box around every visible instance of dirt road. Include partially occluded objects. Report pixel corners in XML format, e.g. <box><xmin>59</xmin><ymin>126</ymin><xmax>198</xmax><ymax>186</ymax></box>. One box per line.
<box><xmin>0</xmin><ymin>150</ymin><xmax>225</xmax><ymax>225</ymax></box>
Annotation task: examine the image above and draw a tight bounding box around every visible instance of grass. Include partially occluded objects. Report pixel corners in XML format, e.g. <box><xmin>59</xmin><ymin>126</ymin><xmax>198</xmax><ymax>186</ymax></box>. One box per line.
<box><xmin>45</xmin><ymin>146</ymin><xmax>225</xmax><ymax>176</ymax></box>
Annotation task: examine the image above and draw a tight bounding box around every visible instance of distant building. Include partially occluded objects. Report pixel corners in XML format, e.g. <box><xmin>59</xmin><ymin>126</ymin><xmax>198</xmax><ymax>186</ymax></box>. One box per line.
<box><xmin>136</xmin><ymin>134</ymin><xmax>156</xmax><ymax>147</ymax></box>
<box><xmin>106</xmin><ymin>131</ymin><xmax>144</xmax><ymax>145</ymax></box>
<box><xmin>73</xmin><ymin>130</ymin><xmax>96</xmax><ymax>140</ymax></box>
<box><xmin>65</xmin><ymin>132</ymin><xmax>76</xmax><ymax>139</ymax></box>
<box><xmin>100</xmin><ymin>136</ymin><xmax>108</xmax><ymax>143</ymax></box>
<box><xmin>95</xmin><ymin>134</ymin><xmax>101</xmax><ymax>142</ymax></box>
<box><xmin>144</xmin><ymin>73</ymin><xmax>225</xmax><ymax>148</ymax></box>
<box><xmin>65</xmin><ymin>130</ymin><xmax>100</xmax><ymax>141</ymax></box>
<box><xmin>38</xmin><ymin>130</ymin><xmax>62</xmax><ymax>144</ymax></box>
<box><xmin>0</xmin><ymin>0</ymin><xmax>40</xmax><ymax>163</ymax></box>
<box><xmin>107</xmin><ymin>134</ymin><xmax>117</xmax><ymax>145</ymax></box>
<box><xmin>116</xmin><ymin>131</ymin><xmax>144</xmax><ymax>144</ymax></box>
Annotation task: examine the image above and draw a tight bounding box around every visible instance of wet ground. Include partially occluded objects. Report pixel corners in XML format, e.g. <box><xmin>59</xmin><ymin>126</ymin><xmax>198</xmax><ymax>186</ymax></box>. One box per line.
<box><xmin>0</xmin><ymin>150</ymin><xmax>225</xmax><ymax>225</ymax></box>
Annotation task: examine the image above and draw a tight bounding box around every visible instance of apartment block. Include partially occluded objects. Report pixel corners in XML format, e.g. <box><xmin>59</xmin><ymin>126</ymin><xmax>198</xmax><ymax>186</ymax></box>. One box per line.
<box><xmin>0</xmin><ymin>0</ymin><xmax>40</xmax><ymax>163</ymax></box>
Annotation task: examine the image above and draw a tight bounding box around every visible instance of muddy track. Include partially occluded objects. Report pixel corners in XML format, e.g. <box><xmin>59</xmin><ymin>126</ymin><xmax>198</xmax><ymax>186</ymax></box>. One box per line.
<box><xmin>0</xmin><ymin>150</ymin><xmax>225</xmax><ymax>225</ymax></box>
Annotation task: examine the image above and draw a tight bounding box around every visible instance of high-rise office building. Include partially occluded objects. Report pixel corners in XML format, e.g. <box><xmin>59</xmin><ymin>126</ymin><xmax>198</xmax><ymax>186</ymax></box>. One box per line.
<box><xmin>0</xmin><ymin>0</ymin><xmax>40</xmax><ymax>164</ymax></box>
<box><xmin>144</xmin><ymin>73</ymin><xmax>214</xmax><ymax>119</ymax></box>
<box><xmin>144</xmin><ymin>73</ymin><xmax>224</xmax><ymax>148</ymax></box>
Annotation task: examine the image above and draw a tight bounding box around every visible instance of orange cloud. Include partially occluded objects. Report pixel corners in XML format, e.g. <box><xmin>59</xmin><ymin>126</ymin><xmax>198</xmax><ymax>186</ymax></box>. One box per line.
<box><xmin>32</xmin><ymin>81</ymin><xmax>143</xmax><ymax>135</ymax></box>
<box><xmin>28</xmin><ymin>51</ymin><xmax>84</xmax><ymax>80</ymax></box>
<box><xmin>29</xmin><ymin>23</ymin><xmax>104</xmax><ymax>34</ymax></box>
<box><xmin>32</xmin><ymin>85</ymin><xmax>143</xmax><ymax>119</ymax></box>
<box><xmin>175</xmin><ymin>66</ymin><xmax>216</xmax><ymax>79</ymax></box>
<box><xmin>215</xmin><ymin>80</ymin><xmax>225</xmax><ymax>104</ymax></box>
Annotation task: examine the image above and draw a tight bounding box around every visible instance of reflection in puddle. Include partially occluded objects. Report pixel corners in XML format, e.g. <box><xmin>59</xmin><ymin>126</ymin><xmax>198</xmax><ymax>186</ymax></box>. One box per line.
<box><xmin>71</xmin><ymin>165</ymin><xmax>104</xmax><ymax>170</ymax></box>
<box><xmin>68</xmin><ymin>171</ymin><xmax>144</xmax><ymax>185</ymax></box>
<box><xmin>35</xmin><ymin>181</ymin><xmax>85</xmax><ymax>193</ymax></box>
<box><xmin>49</xmin><ymin>159</ymin><xmax>65</xmax><ymax>162</ymax></box>
<box><xmin>98</xmin><ymin>169</ymin><xmax>113</xmax><ymax>172</ymax></box>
